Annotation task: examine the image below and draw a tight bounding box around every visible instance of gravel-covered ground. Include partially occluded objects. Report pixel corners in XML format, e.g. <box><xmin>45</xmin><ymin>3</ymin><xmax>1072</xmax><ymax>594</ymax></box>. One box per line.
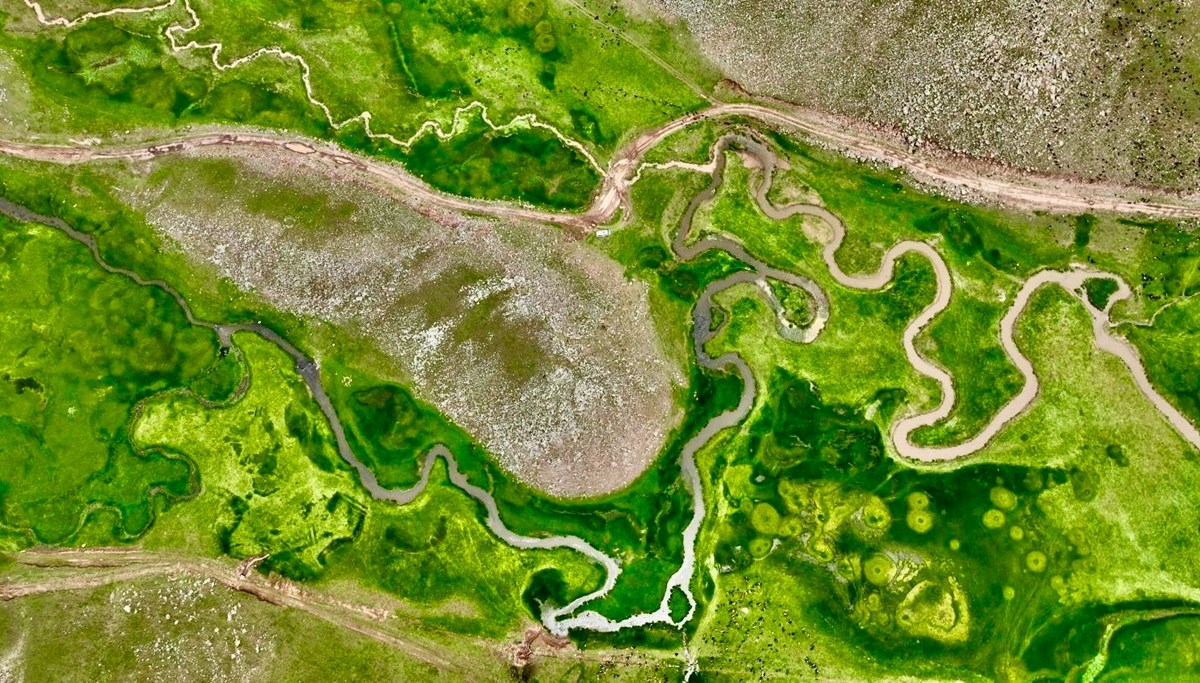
<box><xmin>649</xmin><ymin>0</ymin><xmax>1200</xmax><ymax>190</ymax></box>
<box><xmin>118</xmin><ymin>149</ymin><xmax>683</xmax><ymax>497</ymax></box>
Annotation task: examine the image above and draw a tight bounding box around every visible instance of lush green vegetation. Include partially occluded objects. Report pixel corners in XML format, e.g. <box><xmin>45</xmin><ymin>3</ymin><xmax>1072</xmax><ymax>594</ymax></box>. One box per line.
<box><xmin>0</xmin><ymin>151</ymin><xmax>745</xmax><ymax>652</ymax></box>
<box><xmin>0</xmin><ymin>32</ymin><xmax>1199</xmax><ymax>677</ymax></box>
<box><xmin>1096</xmin><ymin>614</ymin><xmax>1200</xmax><ymax>681</ymax></box>
<box><xmin>608</xmin><ymin>125</ymin><xmax>1200</xmax><ymax>680</ymax></box>
<box><xmin>0</xmin><ymin>0</ymin><xmax>714</xmax><ymax>208</ymax></box>
<box><xmin>1125</xmin><ymin>297</ymin><xmax>1200</xmax><ymax>426</ymax></box>
<box><xmin>135</xmin><ymin>333</ymin><xmax>604</xmax><ymax>631</ymax></box>
<box><xmin>0</xmin><ymin>215</ymin><xmax>217</xmax><ymax>548</ymax></box>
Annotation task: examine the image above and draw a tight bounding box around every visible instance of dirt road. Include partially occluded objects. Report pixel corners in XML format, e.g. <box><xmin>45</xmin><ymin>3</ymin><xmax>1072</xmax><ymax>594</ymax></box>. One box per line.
<box><xmin>3</xmin><ymin>102</ymin><xmax>1200</xmax><ymax>235</ymax></box>
<box><xmin>0</xmin><ymin>547</ymin><xmax>456</xmax><ymax>670</ymax></box>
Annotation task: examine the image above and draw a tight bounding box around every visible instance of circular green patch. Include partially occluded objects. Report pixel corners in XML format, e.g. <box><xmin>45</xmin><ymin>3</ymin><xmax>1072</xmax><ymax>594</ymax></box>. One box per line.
<box><xmin>864</xmin><ymin>553</ymin><xmax>896</xmax><ymax>587</ymax></box>
<box><xmin>906</xmin><ymin>491</ymin><xmax>930</xmax><ymax>510</ymax></box>
<box><xmin>989</xmin><ymin>486</ymin><xmax>1017</xmax><ymax>511</ymax></box>
<box><xmin>1009</xmin><ymin>526</ymin><xmax>1025</xmax><ymax>541</ymax></box>
<box><xmin>1069</xmin><ymin>469</ymin><xmax>1098</xmax><ymax>502</ymax></box>
<box><xmin>748</xmin><ymin>537</ymin><xmax>772</xmax><ymax>559</ymax></box>
<box><xmin>1002</xmin><ymin>586</ymin><xmax>1016</xmax><ymax>601</ymax></box>
<box><xmin>533</xmin><ymin>32</ymin><xmax>557</xmax><ymax>53</ymax></box>
<box><xmin>982</xmin><ymin>509</ymin><xmax>1006</xmax><ymax>529</ymax></box>
<box><xmin>1025</xmin><ymin>550</ymin><xmax>1047</xmax><ymax>573</ymax></box>
<box><xmin>750</xmin><ymin>502</ymin><xmax>781</xmax><ymax>535</ymax></box>
<box><xmin>508</xmin><ymin>0</ymin><xmax>545</xmax><ymax>26</ymax></box>
<box><xmin>862</xmin><ymin>496</ymin><xmax>892</xmax><ymax>530</ymax></box>
<box><xmin>949</xmin><ymin>538</ymin><xmax>961</xmax><ymax>551</ymax></box>
<box><xmin>906</xmin><ymin>509</ymin><xmax>934</xmax><ymax>534</ymax></box>
<box><xmin>534</xmin><ymin>19</ymin><xmax>554</xmax><ymax>34</ymax></box>
<box><xmin>778</xmin><ymin>516</ymin><xmax>802</xmax><ymax>538</ymax></box>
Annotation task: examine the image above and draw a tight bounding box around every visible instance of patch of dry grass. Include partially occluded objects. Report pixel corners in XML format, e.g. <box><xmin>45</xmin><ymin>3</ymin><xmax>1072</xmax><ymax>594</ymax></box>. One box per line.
<box><xmin>652</xmin><ymin>0</ymin><xmax>1200</xmax><ymax>188</ymax></box>
<box><xmin>111</xmin><ymin>148</ymin><xmax>684</xmax><ymax>497</ymax></box>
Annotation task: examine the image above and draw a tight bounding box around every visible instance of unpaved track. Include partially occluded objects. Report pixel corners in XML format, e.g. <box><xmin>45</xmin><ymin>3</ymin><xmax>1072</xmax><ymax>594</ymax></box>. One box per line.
<box><xmin>0</xmin><ymin>134</ymin><xmax>605</xmax><ymax>230</ymax></box>
<box><xmin>602</xmin><ymin>102</ymin><xmax>1200</xmax><ymax>223</ymax></box>
<box><xmin>0</xmin><ymin>548</ymin><xmax>457</xmax><ymax>671</ymax></box>
<box><xmin>701</xmin><ymin>103</ymin><xmax>1200</xmax><ymax>219</ymax></box>
<box><xmin>4</xmin><ymin>101</ymin><xmax>1199</xmax><ymax>237</ymax></box>
<box><xmin>14</xmin><ymin>0</ymin><xmax>1200</xmax><ymax>226</ymax></box>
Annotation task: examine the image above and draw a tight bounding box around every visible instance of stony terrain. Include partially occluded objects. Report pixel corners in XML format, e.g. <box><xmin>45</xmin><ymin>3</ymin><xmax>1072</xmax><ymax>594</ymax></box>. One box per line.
<box><xmin>649</xmin><ymin>0</ymin><xmax>1200</xmax><ymax>190</ymax></box>
<box><xmin>120</xmin><ymin>149</ymin><xmax>682</xmax><ymax>497</ymax></box>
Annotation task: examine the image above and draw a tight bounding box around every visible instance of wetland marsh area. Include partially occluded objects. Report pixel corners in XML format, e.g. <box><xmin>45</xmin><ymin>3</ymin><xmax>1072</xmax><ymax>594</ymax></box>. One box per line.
<box><xmin>0</xmin><ymin>0</ymin><xmax>1199</xmax><ymax>681</ymax></box>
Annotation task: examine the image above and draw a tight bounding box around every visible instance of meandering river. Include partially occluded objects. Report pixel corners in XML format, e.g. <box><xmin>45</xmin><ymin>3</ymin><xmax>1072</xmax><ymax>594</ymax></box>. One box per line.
<box><xmin>2</xmin><ymin>128</ymin><xmax>1198</xmax><ymax>638</ymax></box>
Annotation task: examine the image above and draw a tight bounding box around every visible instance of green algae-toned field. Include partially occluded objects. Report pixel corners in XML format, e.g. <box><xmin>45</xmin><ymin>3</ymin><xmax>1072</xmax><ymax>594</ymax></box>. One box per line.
<box><xmin>1</xmin><ymin>1</ymin><xmax>1199</xmax><ymax>681</ymax></box>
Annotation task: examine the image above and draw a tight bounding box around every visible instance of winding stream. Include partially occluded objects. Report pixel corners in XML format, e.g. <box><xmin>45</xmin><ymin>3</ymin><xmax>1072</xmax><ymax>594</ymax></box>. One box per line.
<box><xmin>0</xmin><ymin>194</ymin><xmax>744</xmax><ymax>636</ymax></box>
<box><xmin>732</xmin><ymin>136</ymin><xmax>1200</xmax><ymax>458</ymax></box>
<box><xmin>6</xmin><ymin>118</ymin><xmax>1200</xmax><ymax>639</ymax></box>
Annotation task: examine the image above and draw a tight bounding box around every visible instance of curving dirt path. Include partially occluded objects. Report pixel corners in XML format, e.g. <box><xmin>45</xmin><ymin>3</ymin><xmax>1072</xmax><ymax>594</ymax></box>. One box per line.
<box><xmin>700</xmin><ymin>104</ymin><xmax>1200</xmax><ymax>219</ymax></box>
<box><xmin>4</xmin><ymin>99</ymin><xmax>1198</xmax><ymax>245</ymax></box>
<box><xmin>0</xmin><ymin>547</ymin><xmax>458</xmax><ymax>671</ymax></box>
<box><xmin>15</xmin><ymin>0</ymin><xmax>1200</xmax><ymax>227</ymax></box>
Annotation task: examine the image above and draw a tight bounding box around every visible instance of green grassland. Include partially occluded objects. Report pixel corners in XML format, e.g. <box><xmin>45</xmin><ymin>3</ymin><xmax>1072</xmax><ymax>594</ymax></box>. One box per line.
<box><xmin>0</xmin><ymin>52</ymin><xmax>1199</xmax><ymax>680</ymax></box>
<box><xmin>0</xmin><ymin>203</ymin><xmax>612</xmax><ymax>643</ymax></box>
<box><xmin>0</xmin><ymin>0</ymin><xmax>714</xmax><ymax>208</ymax></box>
<box><xmin>0</xmin><ymin>152</ymin><xmax>746</xmax><ymax>652</ymax></box>
<box><xmin>692</xmin><ymin>284</ymin><xmax>1200</xmax><ymax>680</ymax></box>
<box><xmin>1095</xmin><ymin>614</ymin><xmax>1200</xmax><ymax>681</ymax></box>
<box><xmin>588</xmin><ymin>124</ymin><xmax>1200</xmax><ymax>679</ymax></box>
<box><xmin>134</xmin><ymin>332</ymin><xmax>605</xmax><ymax>632</ymax></box>
<box><xmin>0</xmin><ymin>214</ymin><xmax>217</xmax><ymax>549</ymax></box>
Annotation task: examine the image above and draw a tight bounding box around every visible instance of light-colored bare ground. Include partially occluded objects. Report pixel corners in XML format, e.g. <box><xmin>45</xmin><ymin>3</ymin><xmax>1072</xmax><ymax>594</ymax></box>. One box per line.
<box><xmin>0</xmin><ymin>548</ymin><xmax>682</xmax><ymax>678</ymax></box>
<box><xmin>647</xmin><ymin>0</ymin><xmax>1200</xmax><ymax>190</ymax></box>
<box><xmin>0</xmin><ymin>547</ymin><xmax>455</xmax><ymax>671</ymax></box>
<box><xmin>116</xmin><ymin>148</ymin><xmax>682</xmax><ymax>497</ymax></box>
